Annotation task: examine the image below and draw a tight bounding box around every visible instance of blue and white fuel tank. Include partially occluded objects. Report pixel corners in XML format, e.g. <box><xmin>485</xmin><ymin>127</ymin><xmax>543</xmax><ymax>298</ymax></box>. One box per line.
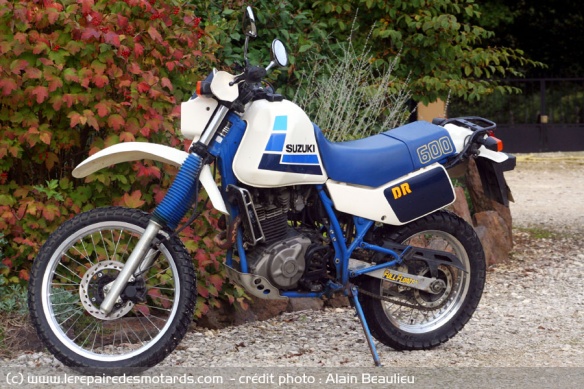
<box><xmin>233</xmin><ymin>99</ymin><xmax>328</xmax><ymax>187</ymax></box>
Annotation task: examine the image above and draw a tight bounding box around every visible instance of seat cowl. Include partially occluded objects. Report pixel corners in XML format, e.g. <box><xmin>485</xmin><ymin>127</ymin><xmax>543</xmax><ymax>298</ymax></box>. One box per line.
<box><xmin>382</xmin><ymin>121</ymin><xmax>456</xmax><ymax>169</ymax></box>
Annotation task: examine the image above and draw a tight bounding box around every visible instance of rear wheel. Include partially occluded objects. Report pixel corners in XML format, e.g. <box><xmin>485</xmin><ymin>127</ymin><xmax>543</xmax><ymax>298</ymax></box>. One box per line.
<box><xmin>359</xmin><ymin>211</ymin><xmax>485</xmax><ymax>350</ymax></box>
<box><xmin>28</xmin><ymin>207</ymin><xmax>196</xmax><ymax>373</ymax></box>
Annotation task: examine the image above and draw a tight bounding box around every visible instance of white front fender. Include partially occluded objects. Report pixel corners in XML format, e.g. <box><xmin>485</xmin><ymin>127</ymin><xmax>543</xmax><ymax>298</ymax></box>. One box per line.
<box><xmin>72</xmin><ymin>142</ymin><xmax>228</xmax><ymax>215</ymax></box>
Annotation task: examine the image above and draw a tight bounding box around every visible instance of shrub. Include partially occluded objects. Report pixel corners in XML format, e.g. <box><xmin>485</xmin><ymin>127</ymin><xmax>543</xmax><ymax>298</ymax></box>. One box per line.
<box><xmin>0</xmin><ymin>0</ymin><xmax>241</xmax><ymax>316</ymax></box>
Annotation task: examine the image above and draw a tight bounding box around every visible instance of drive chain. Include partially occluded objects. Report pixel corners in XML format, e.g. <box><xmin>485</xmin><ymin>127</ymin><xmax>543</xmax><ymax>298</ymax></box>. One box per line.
<box><xmin>357</xmin><ymin>287</ymin><xmax>437</xmax><ymax>311</ymax></box>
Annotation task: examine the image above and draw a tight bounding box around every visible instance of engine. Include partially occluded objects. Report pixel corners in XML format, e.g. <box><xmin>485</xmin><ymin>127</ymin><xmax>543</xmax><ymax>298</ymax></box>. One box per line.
<box><xmin>236</xmin><ymin>186</ymin><xmax>331</xmax><ymax>291</ymax></box>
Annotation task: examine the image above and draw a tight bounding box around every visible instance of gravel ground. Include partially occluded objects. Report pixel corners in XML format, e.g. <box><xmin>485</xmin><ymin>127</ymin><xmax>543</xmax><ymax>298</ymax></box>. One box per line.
<box><xmin>2</xmin><ymin>153</ymin><xmax>584</xmax><ymax>387</ymax></box>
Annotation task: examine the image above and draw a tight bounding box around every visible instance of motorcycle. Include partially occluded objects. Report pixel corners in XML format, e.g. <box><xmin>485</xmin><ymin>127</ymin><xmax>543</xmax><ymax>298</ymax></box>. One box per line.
<box><xmin>28</xmin><ymin>7</ymin><xmax>515</xmax><ymax>372</ymax></box>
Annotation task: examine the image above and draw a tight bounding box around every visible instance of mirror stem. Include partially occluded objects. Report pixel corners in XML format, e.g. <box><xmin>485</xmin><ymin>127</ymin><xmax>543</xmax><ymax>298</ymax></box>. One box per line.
<box><xmin>265</xmin><ymin>61</ymin><xmax>276</xmax><ymax>72</ymax></box>
<box><xmin>243</xmin><ymin>36</ymin><xmax>250</xmax><ymax>64</ymax></box>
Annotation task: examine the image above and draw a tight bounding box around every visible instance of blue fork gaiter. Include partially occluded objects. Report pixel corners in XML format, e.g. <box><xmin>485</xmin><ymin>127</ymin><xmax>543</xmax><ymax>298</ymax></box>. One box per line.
<box><xmin>152</xmin><ymin>154</ymin><xmax>203</xmax><ymax>230</ymax></box>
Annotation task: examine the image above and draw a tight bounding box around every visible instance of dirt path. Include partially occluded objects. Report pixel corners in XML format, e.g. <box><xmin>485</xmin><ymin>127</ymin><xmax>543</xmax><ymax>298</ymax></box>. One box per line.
<box><xmin>505</xmin><ymin>152</ymin><xmax>584</xmax><ymax>233</ymax></box>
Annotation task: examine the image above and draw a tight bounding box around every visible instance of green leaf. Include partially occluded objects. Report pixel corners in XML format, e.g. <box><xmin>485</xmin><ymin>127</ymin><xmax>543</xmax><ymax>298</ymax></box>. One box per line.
<box><xmin>298</xmin><ymin>44</ymin><xmax>312</xmax><ymax>53</ymax></box>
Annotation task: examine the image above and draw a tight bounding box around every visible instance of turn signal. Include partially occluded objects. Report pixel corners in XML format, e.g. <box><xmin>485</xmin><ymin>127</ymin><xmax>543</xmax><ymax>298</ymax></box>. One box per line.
<box><xmin>195</xmin><ymin>81</ymin><xmax>212</xmax><ymax>96</ymax></box>
<box><xmin>492</xmin><ymin>136</ymin><xmax>504</xmax><ymax>152</ymax></box>
<box><xmin>482</xmin><ymin>136</ymin><xmax>504</xmax><ymax>152</ymax></box>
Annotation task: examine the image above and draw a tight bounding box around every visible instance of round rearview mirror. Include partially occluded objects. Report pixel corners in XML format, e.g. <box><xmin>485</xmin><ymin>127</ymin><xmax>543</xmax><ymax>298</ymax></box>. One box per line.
<box><xmin>243</xmin><ymin>6</ymin><xmax>257</xmax><ymax>38</ymax></box>
<box><xmin>271</xmin><ymin>39</ymin><xmax>288</xmax><ymax>67</ymax></box>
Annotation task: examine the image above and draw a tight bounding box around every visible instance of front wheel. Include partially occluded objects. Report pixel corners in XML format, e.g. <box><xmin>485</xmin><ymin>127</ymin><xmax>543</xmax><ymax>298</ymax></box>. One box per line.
<box><xmin>359</xmin><ymin>211</ymin><xmax>486</xmax><ymax>350</ymax></box>
<box><xmin>28</xmin><ymin>207</ymin><xmax>197</xmax><ymax>373</ymax></box>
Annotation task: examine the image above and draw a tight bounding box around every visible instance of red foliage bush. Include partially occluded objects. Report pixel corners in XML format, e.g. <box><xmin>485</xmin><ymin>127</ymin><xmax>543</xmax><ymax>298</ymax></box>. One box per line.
<box><xmin>0</xmin><ymin>0</ymin><xmax>246</xmax><ymax>316</ymax></box>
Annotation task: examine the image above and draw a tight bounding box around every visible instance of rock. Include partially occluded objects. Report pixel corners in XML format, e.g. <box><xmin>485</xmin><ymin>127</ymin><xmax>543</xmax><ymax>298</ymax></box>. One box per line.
<box><xmin>474</xmin><ymin>211</ymin><xmax>513</xmax><ymax>266</ymax></box>
<box><xmin>287</xmin><ymin>298</ymin><xmax>324</xmax><ymax>312</ymax></box>
<box><xmin>246</xmin><ymin>297</ymin><xmax>288</xmax><ymax>322</ymax></box>
<box><xmin>464</xmin><ymin>158</ymin><xmax>513</xmax><ymax>263</ymax></box>
<box><xmin>465</xmin><ymin>158</ymin><xmax>513</xmax><ymax>233</ymax></box>
<box><xmin>448</xmin><ymin>186</ymin><xmax>473</xmax><ymax>225</ymax></box>
<box><xmin>196</xmin><ymin>303</ymin><xmax>235</xmax><ymax>329</ymax></box>
<box><xmin>492</xmin><ymin>199</ymin><xmax>513</xmax><ymax>234</ymax></box>
<box><xmin>232</xmin><ymin>304</ymin><xmax>259</xmax><ymax>325</ymax></box>
<box><xmin>197</xmin><ymin>297</ymin><xmax>289</xmax><ymax>329</ymax></box>
<box><xmin>323</xmin><ymin>295</ymin><xmax>350</xmax><ymax>308</ymax></box>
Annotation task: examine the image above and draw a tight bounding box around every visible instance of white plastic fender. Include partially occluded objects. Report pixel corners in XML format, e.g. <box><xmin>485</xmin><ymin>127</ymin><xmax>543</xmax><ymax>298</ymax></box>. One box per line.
<box><xmin>72</xmin><ymin>142</ymin><xmax>228</xmax><ymax>215</ymax></box>
<box><xmin>476</xmin><ymin>146</ymin><xmax>509</xmax><ymax>163</ymax></box>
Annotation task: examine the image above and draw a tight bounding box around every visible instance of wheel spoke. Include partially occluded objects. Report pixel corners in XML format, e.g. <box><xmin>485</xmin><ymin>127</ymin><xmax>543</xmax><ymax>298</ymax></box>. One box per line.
<box><xmin>99</xmin><ymin>231</ymin><xmax>111</xmax><ymax>262</ymax></box>
<box><xmin>57</xmin><ymin>261</ymin><xmax>82</xmax><ymax>281</ymax></box>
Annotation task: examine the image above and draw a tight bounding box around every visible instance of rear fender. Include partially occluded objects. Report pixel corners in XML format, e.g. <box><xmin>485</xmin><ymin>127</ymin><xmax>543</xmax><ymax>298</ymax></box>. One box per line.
<box><xmin>475</xmin><ymin>152</ymin><xmax>516</xmax><ymax>206</ymax></box>
<box><xmin>72</xmin><ymin>142</ymin><xmax>228</xmax><ymax>215</ymax></box>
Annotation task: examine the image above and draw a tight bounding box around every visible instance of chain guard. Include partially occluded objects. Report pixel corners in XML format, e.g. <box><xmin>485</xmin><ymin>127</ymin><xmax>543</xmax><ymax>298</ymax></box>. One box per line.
<box><xmin>357</xmin><ymin>286</ymin><xmax>445</xmax><ymax>311</ymax></box>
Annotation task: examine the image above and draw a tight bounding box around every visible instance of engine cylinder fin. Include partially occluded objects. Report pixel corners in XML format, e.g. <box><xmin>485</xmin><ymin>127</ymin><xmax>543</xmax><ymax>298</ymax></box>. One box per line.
<box><xmin>258</xmin><ymin>211</ymin><xmax>289</xmax><ymax>244</ymax></box>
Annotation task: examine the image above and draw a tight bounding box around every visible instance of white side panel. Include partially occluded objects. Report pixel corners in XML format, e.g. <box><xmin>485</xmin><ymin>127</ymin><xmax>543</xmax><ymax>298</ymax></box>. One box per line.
<box><xmin>72</xmin><ymin>143</ymin><xmax>228</xmax><ymax>215</ymax></box>
<box><xmin>326</xmin><ymin>164</ymin><xmax>452</xmax><ymax>225</ymax></box>
<box><xmin>327</xmin><ymin>180</ymin><xmax>402</xmax><ymax>225</ymax></box>
<box><xmin>180</xmin><ymin>96</ymin><xmax>218</xmax><ymax>141</ymax></box>
<box><xmin>233</xmin><ymin>99</ymin><xmax>327</xmax><ymax>187</ymax></box>
<box><xmin>444</xmin><ymin>123</ymin><xmax>473</xmax><ymax>154</ymax></box>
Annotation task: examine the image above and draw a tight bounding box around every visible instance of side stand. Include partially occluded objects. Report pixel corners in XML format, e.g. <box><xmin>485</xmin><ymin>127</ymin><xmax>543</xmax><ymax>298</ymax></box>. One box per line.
<box><xmin>350</xmin><ymin>286</ymin><xmax>382</xmax><ymax>367</ymax></box>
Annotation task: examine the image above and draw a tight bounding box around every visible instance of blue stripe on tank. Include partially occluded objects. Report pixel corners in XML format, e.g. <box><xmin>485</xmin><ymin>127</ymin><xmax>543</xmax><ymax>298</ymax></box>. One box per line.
<box><xmin>281</xmin><ymin>154</ymin><xmax>320</xmax><ymax>164</ymax></box>
<box><xmin>264</xmin><ymin>133</ymin><xmax>287</xmax><ymax>152</ymax></box>
<box><xmin>259</xmin><ymin>154</ymin><xmax>322</xmax><ymax>175</ymax></box>
<box><xmin>273</xmin><ymin>116</ymin><xmax>288</xmax><ymax>131</ymax></box>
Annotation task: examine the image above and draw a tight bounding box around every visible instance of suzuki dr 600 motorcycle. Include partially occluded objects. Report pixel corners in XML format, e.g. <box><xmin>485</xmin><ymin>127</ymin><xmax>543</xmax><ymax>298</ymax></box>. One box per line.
<box><xmin>28</xmin><ymin>7</ymin><xmax>515</xmax><ymax>371</ymax></box>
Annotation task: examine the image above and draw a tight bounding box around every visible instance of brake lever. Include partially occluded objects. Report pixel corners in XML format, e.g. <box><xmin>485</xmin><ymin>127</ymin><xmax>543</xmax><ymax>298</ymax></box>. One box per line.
<box><xmin>229</xmin><ymin>73</ymin><xmax>246</xmax><ymax>86</ymax></box>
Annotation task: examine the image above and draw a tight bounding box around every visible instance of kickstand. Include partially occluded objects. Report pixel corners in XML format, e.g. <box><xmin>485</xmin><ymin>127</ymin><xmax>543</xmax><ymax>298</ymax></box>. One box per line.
<box><xmin>350</xmin><ymin>286</ymin><xmax>382</xmax><ymax>367</ymax></box>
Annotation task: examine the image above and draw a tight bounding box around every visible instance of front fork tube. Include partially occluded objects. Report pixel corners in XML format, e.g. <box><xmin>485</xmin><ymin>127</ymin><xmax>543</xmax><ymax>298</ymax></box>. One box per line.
<box><xmin>100</xmin><ymin>153</ymin><xmax>204</xmax><ymax>315</ymax></box>
<box><xmin>99</xmin><ymin>105</ymin><xmax>230</xmax><ymax>316</ymax></box>
<box><xmin>100</xmin><ymin>220</ymin><xmax>162</xmax><ymax>315</ymax></box>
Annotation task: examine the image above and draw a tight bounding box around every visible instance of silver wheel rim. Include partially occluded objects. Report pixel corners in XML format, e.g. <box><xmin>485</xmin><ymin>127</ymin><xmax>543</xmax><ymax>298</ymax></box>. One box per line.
<box><xmin>380</xmin><ymin>230</ymin><xmax>470</xmax><ymax>333</ymax></box>
<box><xmin>41</xmin><ymin>220</ymin><xmax>180</xmax><ymax>362</ymax></box>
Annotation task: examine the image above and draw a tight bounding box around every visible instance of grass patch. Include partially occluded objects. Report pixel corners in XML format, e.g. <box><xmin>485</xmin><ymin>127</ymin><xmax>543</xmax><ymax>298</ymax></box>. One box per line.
<box><xmin>0</xmin><ymin>233</ymin><xmax>39</xmax><ymax>359</ymax></box>
<box><xmin>0</xmin><ymin>283</ymin><xmax>35</xmax><ymax>359</ymax></box>
<box><xmin>515</xmin><ymin>226</ymin><xmax>556</xmax><ymax>240</ymax></box>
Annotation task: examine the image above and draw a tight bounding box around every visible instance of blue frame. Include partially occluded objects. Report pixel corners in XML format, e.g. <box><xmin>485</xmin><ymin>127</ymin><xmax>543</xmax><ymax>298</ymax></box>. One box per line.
<box><xmin>213</xmin><ymin>114</ymin><xmax>408</xmax><ymax>298</ymax></box>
